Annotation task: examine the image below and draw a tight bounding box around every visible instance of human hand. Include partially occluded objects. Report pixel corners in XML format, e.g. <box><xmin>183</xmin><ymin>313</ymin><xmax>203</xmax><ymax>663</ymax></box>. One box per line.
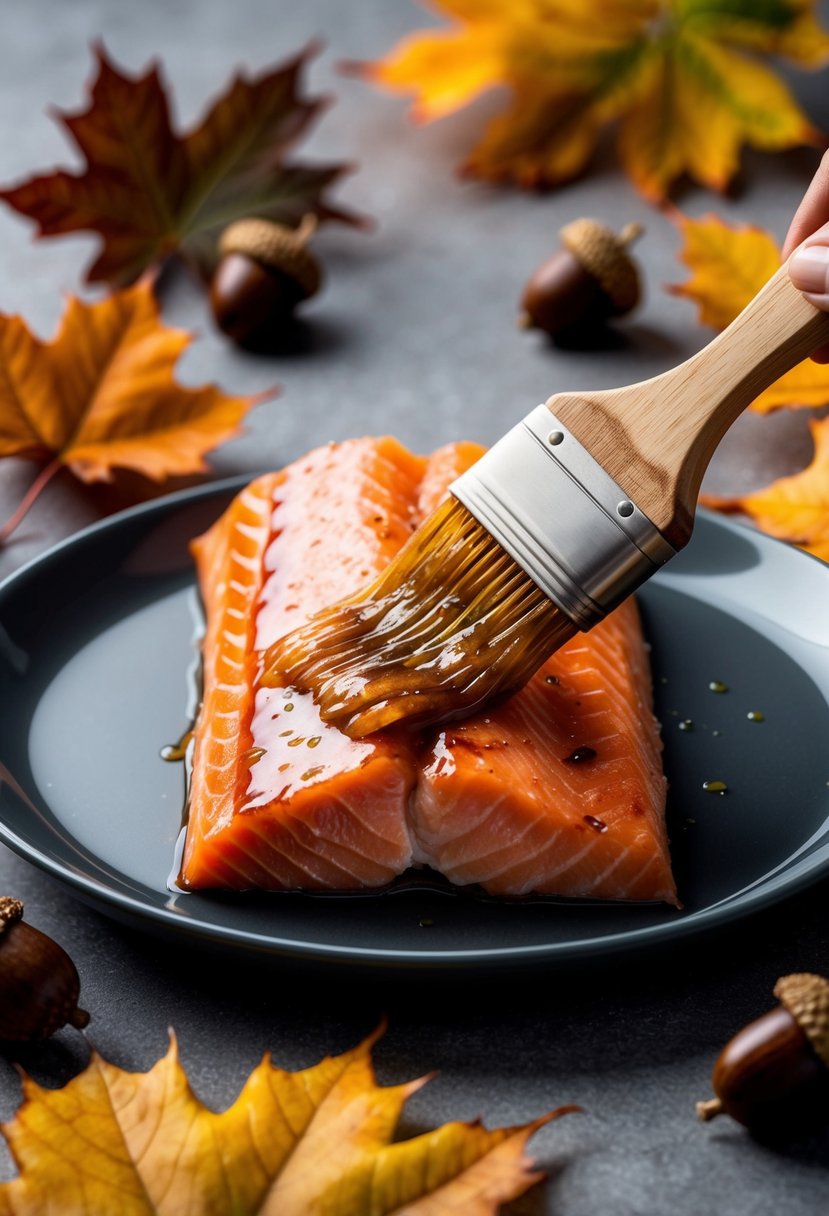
<box><xmin>784</xmin><ymin>150</ymin><xmax>829</xmax><ymax>363</ymax></box>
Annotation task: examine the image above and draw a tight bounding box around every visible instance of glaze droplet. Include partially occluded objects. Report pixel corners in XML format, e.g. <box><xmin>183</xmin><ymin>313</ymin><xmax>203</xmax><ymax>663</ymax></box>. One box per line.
<box><xmin>564</xmin><ymin>746</ymin><xmax>597</xmax><ymax>764</ymax></box>
<box><xmin>583</xmin><ymin>815</ymin><xmax>608</xmax><ymax>833</ymax></box>
<box><xmin>160</xmin><ymin>730</ymin><xmax>194</xmax><ymax>762</ymax></box>
<box><xmin>703</xmin><ymin>779</ymin><xmax>728</xmax><ymax>795</ymax></box>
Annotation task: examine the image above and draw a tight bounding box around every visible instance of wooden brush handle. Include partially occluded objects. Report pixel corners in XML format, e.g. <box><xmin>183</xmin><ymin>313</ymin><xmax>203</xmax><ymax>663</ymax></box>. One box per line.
<box><xmin>549</xmin><ymin>262</ymin><xmax>829</xmax><ymax>548</ymax></box>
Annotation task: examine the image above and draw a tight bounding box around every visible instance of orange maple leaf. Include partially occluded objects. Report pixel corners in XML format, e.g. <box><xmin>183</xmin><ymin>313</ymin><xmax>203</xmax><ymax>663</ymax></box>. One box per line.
<box><xmin>0</xmin><ymin>1029</ymin><xmax>576</xmax><ymax>1214</ymax></box>
<box><xmin>358</xmin><ymin>0</ymin><xmax>829</xmax><ymax>199</ymax></box>
<box><xmin>669</xmin><ymin>214</ymin><xmax>829</xmax><ymax>412</ymax></box>
<box><xmin>0</xmin><ymin>42</ymin><xmax>366</xmax><ymax>287</ymax></box>
<box><xmin>703</xmin><ymin>416</ymin><xmax>829</xmax><ymax>562</ymax></box>
<box><xmin>0</xmin><ymin>279</ymin><xmax>265</xmax><ymax>542</ymax></box>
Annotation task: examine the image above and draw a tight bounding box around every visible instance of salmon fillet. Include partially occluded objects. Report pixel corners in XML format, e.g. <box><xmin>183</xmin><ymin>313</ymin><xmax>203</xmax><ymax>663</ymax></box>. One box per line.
<box><xmin>412</xmin><ymin>443</ymin><xmax>676</xmax><ymax>905</ymax></box>
<box><xmin>180</xmin><ymin>438</ymin><xmax>424</xmax><ymax>890</ymax></box>
<box><xmin>181</xmin><ymin>437</ymin><xmax>675</xmax><ymax>903</ymax></box>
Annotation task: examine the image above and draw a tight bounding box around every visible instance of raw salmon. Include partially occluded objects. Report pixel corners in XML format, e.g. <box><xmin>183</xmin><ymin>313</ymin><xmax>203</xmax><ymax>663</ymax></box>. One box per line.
<box><xmin>180</xmin><ymin>438</ymin><xmax>424</xmax><ymax>890</ymax></box>
<box><xmin>412</xmin><ymin>443</ymin><xmax>676</xmax><ymax>905</ymax></box>
<box><xmin>182</xmin><ymin>437</ymin><xmax>675</xmax><ymax>903</ymax></box>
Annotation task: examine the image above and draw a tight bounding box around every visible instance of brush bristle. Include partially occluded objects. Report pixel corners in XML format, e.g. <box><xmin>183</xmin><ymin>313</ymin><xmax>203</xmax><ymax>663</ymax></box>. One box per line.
<box><xmin>260</xmin><ymin>497</ymin><xmax>576</xmax><ymax>736</ymax></box>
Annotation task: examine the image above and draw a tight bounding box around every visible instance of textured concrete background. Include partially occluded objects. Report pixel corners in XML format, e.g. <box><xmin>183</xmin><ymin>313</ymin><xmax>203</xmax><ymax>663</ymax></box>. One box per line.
<box><xmin>1</xmin><ymin>3</ymin><xmax>828</xmax><ymax>1212</ymax></box>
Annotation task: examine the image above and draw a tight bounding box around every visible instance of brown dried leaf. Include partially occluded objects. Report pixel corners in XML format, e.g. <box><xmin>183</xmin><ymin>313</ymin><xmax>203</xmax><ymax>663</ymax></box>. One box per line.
<box><xmin>0</xmin><ymin>43</ymin><xmax>366</xmax><ymax>286</ymax></box>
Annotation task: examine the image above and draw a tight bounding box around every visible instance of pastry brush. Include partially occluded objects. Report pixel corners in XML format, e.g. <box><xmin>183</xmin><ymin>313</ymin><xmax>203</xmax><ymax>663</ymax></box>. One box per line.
<box><xmin>262</xmin><ymin>262</ymin><xmax>829</xmax><ymax>737</ymax></box>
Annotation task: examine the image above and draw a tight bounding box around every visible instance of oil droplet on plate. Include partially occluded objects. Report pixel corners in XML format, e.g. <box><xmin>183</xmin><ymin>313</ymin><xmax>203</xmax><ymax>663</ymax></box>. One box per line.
<box><xmin>747</xmin><ymin>710</ymin><xmax>765</xmax><ymax>723</ymax></box>
<box><xmin>678</xmin><ymin>719</ymin><xmax>694</xmax><ymax>732</ymax></box>
<box><xmin>703</xmin><ymin>779</ymin><xmax>728</xmax><ymax>795</ymax></box>
<box><xmin>708</xmin><ymin>680</ymin><xmax>728</xmax><ymax>694</ymax></box>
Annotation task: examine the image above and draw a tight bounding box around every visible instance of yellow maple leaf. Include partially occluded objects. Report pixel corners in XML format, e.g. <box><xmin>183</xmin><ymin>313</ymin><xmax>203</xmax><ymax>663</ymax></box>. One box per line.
<box><xmin>702</xmin><ymin>416</ymin><xmax>829</xmax><ymax>561</ymax></box>
<box><xmin>0</xmin><ymin>279</ymin><xmax>265</xmax><ymax>542</ymax></box>
<box><xmin>0</xmin><ymin>1030</ymin><xmax>575</xmax><ymax>1215</ymax></box>
<box><xmin>360</xmin><ymin>0</ymin><xmax>829</xmax><ymax>199</ymax></box>
<box><xmin>668</xmin><ymin>214</ymin><xmax>829</xmax><ymax>412</ymax></box>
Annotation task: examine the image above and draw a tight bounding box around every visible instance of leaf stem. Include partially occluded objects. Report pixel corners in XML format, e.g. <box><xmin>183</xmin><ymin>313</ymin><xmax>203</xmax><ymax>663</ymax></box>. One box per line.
<box><xmin>0</xmin><ymin>459</ymin><xmax>63</xmax><ymax>545</ymax></box>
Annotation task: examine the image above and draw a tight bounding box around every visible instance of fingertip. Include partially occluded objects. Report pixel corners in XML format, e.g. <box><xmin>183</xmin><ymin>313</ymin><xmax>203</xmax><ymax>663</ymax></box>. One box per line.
<box><xmin>789</xmin><ymin>245</ymin><xmax>829</xmax><ymax>300</ymax></box>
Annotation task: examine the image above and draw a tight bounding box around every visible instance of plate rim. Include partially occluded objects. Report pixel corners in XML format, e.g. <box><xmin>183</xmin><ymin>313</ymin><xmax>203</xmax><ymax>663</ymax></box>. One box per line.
<box><xmin>1</xmin><ymin>478</ymin><xmax>828</xmax><ymax>969</ymax></box>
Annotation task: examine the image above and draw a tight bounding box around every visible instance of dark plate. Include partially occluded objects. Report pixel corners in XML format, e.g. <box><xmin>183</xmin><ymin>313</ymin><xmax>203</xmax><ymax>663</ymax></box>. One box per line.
<box><xmin>1</xmin><ymin>478</ymin><xmax>828</xmax><ymax>970</ymax></box>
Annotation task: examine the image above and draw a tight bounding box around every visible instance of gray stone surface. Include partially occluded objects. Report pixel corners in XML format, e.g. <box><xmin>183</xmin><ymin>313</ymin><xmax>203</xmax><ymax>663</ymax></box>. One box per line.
<box><xmin>1</xmin><ymin>1</ymin><xmax>828</xmax><ymax>1211</ymax></box>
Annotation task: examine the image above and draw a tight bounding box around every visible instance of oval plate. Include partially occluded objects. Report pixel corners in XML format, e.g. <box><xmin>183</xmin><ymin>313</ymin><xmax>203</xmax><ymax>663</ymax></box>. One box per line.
<box><xmin>0</xmin><ymin>478</ymin><xmax>828</xmax><ymax>970</ymax></box>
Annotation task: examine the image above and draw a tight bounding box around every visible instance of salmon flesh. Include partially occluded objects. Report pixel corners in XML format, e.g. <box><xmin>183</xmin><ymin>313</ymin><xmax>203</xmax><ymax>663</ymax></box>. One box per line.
<box><xmin>180</xmin><ymin>438</ymin><xmax>676</xmax><ymax>904</ymax></box>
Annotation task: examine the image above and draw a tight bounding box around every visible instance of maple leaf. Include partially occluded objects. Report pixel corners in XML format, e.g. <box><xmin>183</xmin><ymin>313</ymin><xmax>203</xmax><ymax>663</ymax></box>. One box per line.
<box><xmin>0</xmin><ymin>1029</ymin><xmax>575</xmax><ymax>1215</ymax></box>
<box><xmin>702</xmin><ymin>416</ymin><xmax>829</xmax><ymax>561</ymax></box>
<box><xmin>668</xmin><ymin>213</ymin><xmax>829</xmax><ymax>412</ymax></box>
<box><xmin>0</xmin><ymin>279</ymin><xmax>263</xmax><ymax>542</ymax></box>
<box><xmin>359</xmin><ymin>0</ymin><xmax>829</xmax><ymax>199</ymax></box>
<box><xmin>0</xmin><ymin>42</ymin><xmax>366</xmax><ymax>287</ymax></box>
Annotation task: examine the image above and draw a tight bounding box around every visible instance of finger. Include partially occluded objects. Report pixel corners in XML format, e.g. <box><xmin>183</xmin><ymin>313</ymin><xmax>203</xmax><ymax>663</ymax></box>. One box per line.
<box><xmin>781</xmin><ymin>149</ymin><xmax>829</xmax><ymax>259</ymax></box>
<box><xmin>788</xmin><ymin>227</ymin><xmax>829</xmax><ymax>307</ymax></box>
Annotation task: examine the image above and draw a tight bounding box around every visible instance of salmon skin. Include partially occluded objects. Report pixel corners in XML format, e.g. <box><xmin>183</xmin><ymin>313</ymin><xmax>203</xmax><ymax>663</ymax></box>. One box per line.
<box><xmin>181</xmin><ymin>438</ymin><xmax>676</xmax><ymax>905</ymax></box>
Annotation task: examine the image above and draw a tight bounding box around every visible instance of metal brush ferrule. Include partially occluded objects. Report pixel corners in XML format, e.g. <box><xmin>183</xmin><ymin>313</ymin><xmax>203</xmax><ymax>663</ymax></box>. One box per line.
<box><xmin>450</xmin><ymin>405</ymin><xmax>677</xmax><ymax>630</ymax></box>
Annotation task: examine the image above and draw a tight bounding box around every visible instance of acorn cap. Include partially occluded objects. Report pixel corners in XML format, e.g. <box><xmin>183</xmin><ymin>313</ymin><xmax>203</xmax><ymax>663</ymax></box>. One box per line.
<box><xmin>218</xmin><ymin>215</ymin><xmax>322</xmax><ymax>300</ymax></box>
<box><xmin>560</xmin><ymin>218</ymin><xmax>642</xmax><ymax>315</ymax></box>
<box><xmin>0</xmin><ymin>897</ymin><xmax>23</xmax><ymax>931</ymax></box>
<box><xmin>775</xmin><ymin>973</ymin><xmax>829</xmax><ymax>1069</ymax></box>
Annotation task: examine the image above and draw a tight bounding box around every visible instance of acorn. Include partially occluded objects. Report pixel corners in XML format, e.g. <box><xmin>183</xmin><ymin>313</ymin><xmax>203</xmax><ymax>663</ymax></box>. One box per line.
<box><xmin>519</xmin><ymin>219</ymin><xmax>643</xmax><ymax>339</ymax></box>
<box><xmin>0</xmin><ymin>897</ymin><xmax>89</xmax><ymax>1042</ymax></box>
<box><xmin>210</xmin><ymin>214</ymin><xmax>322</xmax><ymax>350</ymax></box>
<box><xmin>696</xmin><ymin>973</ymin><xmax>829</xmax><ymax>1135</ymax></box>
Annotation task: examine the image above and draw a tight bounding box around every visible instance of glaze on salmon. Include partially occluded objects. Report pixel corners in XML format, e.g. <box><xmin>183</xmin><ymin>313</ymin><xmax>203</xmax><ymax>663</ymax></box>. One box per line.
<box><xmin>181</xmin><ymin>438</ymin><xmax>675</xmax><ymax>903</ymax></box>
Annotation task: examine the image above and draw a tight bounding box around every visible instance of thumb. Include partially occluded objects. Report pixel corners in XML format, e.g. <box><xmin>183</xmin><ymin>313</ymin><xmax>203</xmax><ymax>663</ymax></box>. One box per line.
<box><xmin>789</xmin><ymin>222</ymin><xmax>829</xmax><ymax>307</ymax></box>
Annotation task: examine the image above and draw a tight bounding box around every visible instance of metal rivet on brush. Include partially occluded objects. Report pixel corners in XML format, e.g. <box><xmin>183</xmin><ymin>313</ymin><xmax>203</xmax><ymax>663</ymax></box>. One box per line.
<box><xmin>617</xmin><ymin>500</ymin><xmax>635</xmax><ymax>518</ymax></box>
<box><xmin>548</xmin><ymin>430</ymin><xmax>565</xmax><ymax>446</ymax></box>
